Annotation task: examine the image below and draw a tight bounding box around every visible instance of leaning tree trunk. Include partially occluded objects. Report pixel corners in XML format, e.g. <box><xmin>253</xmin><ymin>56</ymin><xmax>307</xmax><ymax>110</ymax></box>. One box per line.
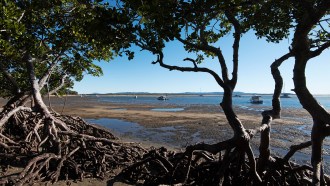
<box><xmin>292</xmin><ymin>20</ymin><xmax>330</xmax><ymax>185</ymax></box>
<box><xmin>25</xmin><ymin>54</ymin><xmax>69</xmax><ymax>132</ymax></box>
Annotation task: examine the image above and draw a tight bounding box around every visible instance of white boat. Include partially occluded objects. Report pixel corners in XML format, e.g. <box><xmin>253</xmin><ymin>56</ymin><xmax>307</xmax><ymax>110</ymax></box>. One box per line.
<box><xmin>157</xmin><ymin>96</ymin><xmax>168</xmax><ymax>100</ymax></box>
<box><xmin>250</xmin><ymin>95</ymin><xmax>263</xmax><ymax>104</ymax></box>
<box><xmin>281</xmin><ymin>83</ymin><xmax>291</xmax><ymax>98</ymax></box>
<box><xmin>280</xmin><ymin>93</ymin><xmax>291</xmax><ymax>98</ymax></box>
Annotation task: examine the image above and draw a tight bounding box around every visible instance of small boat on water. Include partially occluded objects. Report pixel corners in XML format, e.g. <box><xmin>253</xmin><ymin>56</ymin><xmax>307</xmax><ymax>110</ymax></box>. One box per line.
<box><xmin>280</xmin><ymin>93</ymin><xmax>291</xmax><ymax>98</ymax></box>
<box><xmin>157</xmin><ymin>95</ymin><xmax>168</xmax><ymax>100</ymax></box>
<box><xmin>250</xmin><ymin>95</ymin><xmax>263</xmax><ymax>104</ymax></box>
<box><xmin>281</xmin><ymin>83</ymin><xmax>291</xmax><ymax>98</ymax></box>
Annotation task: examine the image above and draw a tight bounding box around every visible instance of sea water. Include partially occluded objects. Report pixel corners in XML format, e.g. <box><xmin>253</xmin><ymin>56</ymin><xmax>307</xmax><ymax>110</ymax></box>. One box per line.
<box><xmin>95</xmin><ymin>95</ymin><xmax>330</xmax><ymax>109</ymax></box>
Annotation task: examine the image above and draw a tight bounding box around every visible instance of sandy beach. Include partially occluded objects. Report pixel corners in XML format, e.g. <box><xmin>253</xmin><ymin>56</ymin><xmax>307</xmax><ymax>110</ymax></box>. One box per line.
<box><xmin>1</xmin><ymin>95</ymin><xmax>329</xmax><ymax>185</ymax></box>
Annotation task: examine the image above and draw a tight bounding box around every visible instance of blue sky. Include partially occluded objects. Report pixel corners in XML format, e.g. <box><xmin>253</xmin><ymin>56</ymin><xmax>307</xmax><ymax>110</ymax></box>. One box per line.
<box><xmin>73</xmin><ymin>31</ymin><xmax>330</xmax><ymax>94</ymax></box>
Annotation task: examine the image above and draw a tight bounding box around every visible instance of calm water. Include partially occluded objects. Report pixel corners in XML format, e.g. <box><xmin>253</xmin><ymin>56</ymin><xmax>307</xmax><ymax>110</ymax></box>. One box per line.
<box><xmin>95</xmin><ymin>95</ymin><xmax>330</xmax><ymax>109</ymax></box>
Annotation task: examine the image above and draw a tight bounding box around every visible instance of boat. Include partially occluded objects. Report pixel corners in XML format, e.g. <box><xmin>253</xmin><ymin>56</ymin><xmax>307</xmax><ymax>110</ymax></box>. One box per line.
<box><xmin>157</xmin><ymin>95</ymin><xmax>168</xmax><ymax>100</ymax></box>
<box><xmin>234</xmin><ymin>94</ymin><xmax>241</xmax><ymax>97</ymax></box>
<box><xmin>280</xmin><ymin>93</ymin><xmax>291</xmax><ymax>98</ymax></box>
<box><xmin>281</xmin><ymin>83</ymin><xmax>291</xmax><ymax>98</ymax></box>
<box><xmin>250</xmin><ymin>95</ymin><xmax>263</xmax><ymax>104</ymax></box>
<box><xmin>134</xmin><ymin>95</ymin><xmax>138</xmax><ymax>99</ymax></box>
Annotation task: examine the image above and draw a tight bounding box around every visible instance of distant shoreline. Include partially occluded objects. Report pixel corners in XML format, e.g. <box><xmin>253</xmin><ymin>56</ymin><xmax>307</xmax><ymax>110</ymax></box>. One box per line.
<box><xmin>77</xmin><ymin>92</ymin><xmax>330</xmax><ymax>97</ymax></box>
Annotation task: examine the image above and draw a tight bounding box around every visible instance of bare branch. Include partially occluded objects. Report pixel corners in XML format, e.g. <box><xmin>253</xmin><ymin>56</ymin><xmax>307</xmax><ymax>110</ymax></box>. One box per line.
<box><xmin>47</xmin><ymin>74</ymin><xmax>68</xmax><ymax>95</ymax></box>
<box><xmin>310</xmin><ymin>41</ymin><xmax>330</xmax><ymax>58</ymax></box>
<box><xmin>137</xmin><ymin>42</ymin><xmax>225</xmax><ymax>87</ymax></box>
<box><xmin>17</xmin><ymin>11</ymin><xmax>25</xmax><ymax>23</ymax></box>
<box><xmin>0</xmin><ymin>64</ymin><xmax>21</xmax><ymax>94</ymax></box>
<box><xmin>159</xmin><ymin>51</ymin><xmax>224</xmax><ymax>87</ymax></box>
<box><xmin>183</xmin><ymin>58</ymin><xmax>197</xmax><ymax>68</ymax></box>
<box><xmin>38</xmin><ymin>56</ymin><xmax>61</xmax><ymax>89</ymax></box>
<box><xmin>0</xmin><ymin>106</ymin><xmax>32</xmax><ymax>128</ymax></box>
<box><xmin>175</xmin><ymin>36</ymin><xmax>229</xmax><ymax>83</ymax></box>
<box><xmin>283</xmin><ymin>141</ymin><xmax>312</xmax><ymax>162</ymax></box>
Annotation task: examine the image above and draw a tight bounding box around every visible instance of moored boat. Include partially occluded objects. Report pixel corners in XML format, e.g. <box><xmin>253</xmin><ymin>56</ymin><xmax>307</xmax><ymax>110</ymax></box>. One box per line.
<box><xmin>250</xmin><ymin>95</ymin><xmax>263</xmax><ymax>104</ymax></box>
<box><xmin>157</xmin><ymin>96</ymin><xmax>168</xmax><ymax>100</ymax></box>
<box><xmin>280</xmin><ymin>93</ymin><xmax>291</xmax><ymax>98</ymax></box>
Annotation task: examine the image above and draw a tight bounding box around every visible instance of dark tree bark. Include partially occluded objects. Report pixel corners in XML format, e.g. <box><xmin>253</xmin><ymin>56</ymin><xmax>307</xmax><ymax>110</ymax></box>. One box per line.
<box><xmin>290</xmin><ymin>2</ymin><xmax>330</xmax><ymax>185</ymax></box>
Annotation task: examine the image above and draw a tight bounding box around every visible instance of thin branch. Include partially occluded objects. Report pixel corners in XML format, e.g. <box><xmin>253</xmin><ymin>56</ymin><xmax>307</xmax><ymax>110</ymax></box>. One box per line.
<box><xmin>137</xmin><ymin>42</ymin><xmax>225</xmax><ymax>87</ymax></box>
<box><xmin>48</xmin><ymin>74</ymin><xmax>68</xmax><ymax>95</ymax></box>
<box><xmin>175</xmin><ymin>36</ymin><xmax>229</xmax><ymax>83</ymax></box>
<box><xmin>185</xmin><ymin>138</ymin><xmax>235</xmax><ymax>155</ymax></box>
<box><xmin>17</xmin><ymin>11</ymin><xmax>25</xmax><ymax>23</ymax></box>
<box><xmin>0</xmin><ymin>64</ymin><xmax>21</xmax><ymax>94</ymax></box>
<box><xmin>283</xmin><ymin>141</ymin><xmax>312</xmax><ymax>162</ymax></box>
<box><xmin>310</xmin><ymin>41</ymin><xmax>330</xmax><ymax>58</ymax></box>
<box><xmin>157</xmin><ymin>51</ymin><xmax>224</xmax><ymax>87</ymax></box>
<box><xmin>0</xmin><ymin>106</ymin><xmax>32</xmax><ymax>128</ymax></box>
<box><xmin>38</xmin><ymin>56</ymin><xmax>61</xmax><ymax>89</ymax></box>
<box><xmin>183</xmin><ymin>58</ymin><xmax>197</xmax><ymax>68</ymax></box>
<box><xmin>318</xmin><ymin>21</ymin><xmax>328</xmax><ymax>33</ymax></box>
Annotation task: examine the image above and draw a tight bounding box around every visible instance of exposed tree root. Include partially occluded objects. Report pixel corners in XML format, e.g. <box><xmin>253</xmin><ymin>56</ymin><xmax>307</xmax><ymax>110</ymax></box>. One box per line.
<box><xmin>113</xmin><ymin>141</ymin><xmax>330</xmax><ymax>186</ymax></box>
<box><xmin>0</xmin><ymin>110</ymin><xmax>147</xmax><ymax>185</ymax></box>
<box><xmin>0</xmin><ymin>107</ymin><xmax>329</xmax><ymax>185</ymax></box>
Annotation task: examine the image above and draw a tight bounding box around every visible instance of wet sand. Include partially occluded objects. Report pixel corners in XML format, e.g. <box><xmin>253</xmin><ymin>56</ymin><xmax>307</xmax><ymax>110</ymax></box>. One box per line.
<box><xmin>1</xmin><ymin>95</ymin><xmax>330</xmax><ymax>184</ymax></box>
<box><xmin>41</xmin><ymin>96</ymin><xmax>328</xmax><ymax>153</ymax></box>
<box><xmin>2</xmin><ymin>96</ymin><xmax>325</xmax><ymax>152</ymax></box>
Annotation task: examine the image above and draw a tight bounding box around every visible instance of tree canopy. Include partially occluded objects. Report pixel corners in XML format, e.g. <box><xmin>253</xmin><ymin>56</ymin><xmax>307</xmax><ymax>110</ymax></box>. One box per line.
<box><xmin>0</xmin><ymin>0</ymin><xmax>134</xmax><ymax>98</ymax></box>
<box><xmin>1</xmin><ymin>0</ymin><xmax>330</xmax><ymax>185</ymax></box>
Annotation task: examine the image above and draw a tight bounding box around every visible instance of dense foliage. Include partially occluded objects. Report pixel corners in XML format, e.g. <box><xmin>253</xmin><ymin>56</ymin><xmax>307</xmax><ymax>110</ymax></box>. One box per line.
<box><xmin>1</xmin><ymin>0</ymin><xmax>330</xmax><ymax>185</ymax></box>
<box><xmin>0</xmin><ymin>0</ymin><xmax>134</xmax><ymax>98</ymax></box>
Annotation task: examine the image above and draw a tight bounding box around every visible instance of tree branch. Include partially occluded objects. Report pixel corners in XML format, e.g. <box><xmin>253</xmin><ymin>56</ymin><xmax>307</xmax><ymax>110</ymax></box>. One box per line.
<box><xmin>17</xmin><ymin>11</ymin><xmax>25</xmax><ymax>23</ymax></box>
<box><xmin>183</xmin><ymin>58</ymin><xmax>198</xmax><ymax>68</ymax></box>
<box><xmin>310</xmin><ymin>41</ymin><xmax>330</xmax><ymax>58</ymax></box>
<box><xmin>270</xmin><ymin>52</ymin><xmax>294</xmax><ymax>118</ymax></box>
<box><xmin>157</xmin><ymin>51</ymin><xmax>225</xmax><ymax>87</ymax></box>
<box><xmin>0</xmin><ymin>106</ymin><xmax>32</xmax><ymax>128</ymax></box>
<box><xmin>47</xmin><ymin>74</ymin><xmax>68</xmax><ymax>95</ymax></box>
<box><xmin>137</xmin><ymin>43</ymin><xmax>225</xmax><ymax>87</ymax></box>
<box><xmin>0</xmin><ymin>64</ymin><xmax>21</xmax><ymax>94</ymax></box>
<box><xmin>38</xmin><ymin>56</ymin><xmax>61</xmax><ymax>89</ymax></box>
<box><xmin>175</xmin><ymin>36</ymin><xmax>230</xmax><ymax>83</ymax></box>
<box><xmin>283</xmin><ymin>141</ymin><xmax>312</xmax><ymax>162</ymax></box>
<box><xmin>224</xmin><ymin>10</ymin><xmax>241</xmax><ymax>88</ymax></box>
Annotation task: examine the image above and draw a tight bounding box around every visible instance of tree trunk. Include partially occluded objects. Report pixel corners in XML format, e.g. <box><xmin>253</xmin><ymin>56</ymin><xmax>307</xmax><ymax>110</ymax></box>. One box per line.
<box><xmin>220</xmin><ymin>86</ymin><xmax>246</xmax><ymax>138</ymax></box>
<box><xmin>292</xmin><ymin>16</ymin><xmax>330</xmax><ymax>185</ymax></box>
<box><xmin>311</xmin><ymin>120</ymin><xmax>325</xmax><ymax>185</ymax></box>
<box><xmin>25</xmin><ymin>54</ymin><xmax>69</xmax><ymax>131</ymax></box>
